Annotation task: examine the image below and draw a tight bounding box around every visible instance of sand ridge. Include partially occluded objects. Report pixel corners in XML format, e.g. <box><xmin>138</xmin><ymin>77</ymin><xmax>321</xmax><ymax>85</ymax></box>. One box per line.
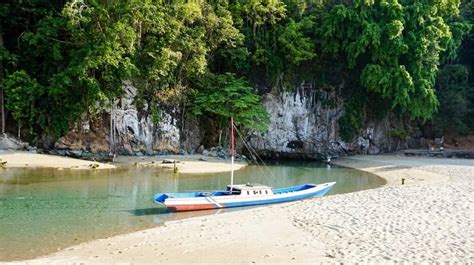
<box><xmin>139</xmin><ymin>160</ymin><xmax>247</xmax><ymax>174</ymax></box>
<box><xmin>0</xmin><ymin>151</ymin><xmax>115</xmax><ymax>170</ymax></box>
<box><xmin>0</xmin><ymin>151</ymin><xmax>247</xmax><ymax>173</ymax></box>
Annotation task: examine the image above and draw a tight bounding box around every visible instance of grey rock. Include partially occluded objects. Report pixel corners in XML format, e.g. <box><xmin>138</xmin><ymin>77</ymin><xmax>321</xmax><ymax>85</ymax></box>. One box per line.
<box><xmin>157</xmin><ymin>150</ymin><xmax>169</xmax><ymax>156</ymax></box>
<box><xmin>162</xmin><ymin>159</ymin><xmax>180</xmax><ymax>164</ymax></box>
<box><xmin>0</xmin><ymin>135</ymin><xmax>29</xmax><ymax>150</ymax></box>
<box><xmin>249</xmin><ymin>88</ymin><xmax>342</xmax><ymax>159</ymax></box>
<box><xmin>356</xmin><ymin>137</ymin><xmax>370</xmax><ymax>152</ymax></box>
<box><xmin>196</xmin><ymin>145</ymin><xmax>205</xmax><ymax>154</ymax></box>
<box><xmin>53</xmin><ymin>81</ymin><xmax>416</xmax><ymax>159</ymax></box>
<box><xmin>67</xmin><ymin>150</ymin><xmax>83</xmax><ymax>158</ymax></box>
<box><xmin>179</xmin><ymin>149</ymin><xmax>188</xmax><ymax>155</ymax></box>
<box><xmin>48</xmin><ymin>150</ymin><xmax>58</xmax><ymax>155</ymax></box>
<box><xmin>54</xmin><ymin>81</ymin><xmax>185</xmax><ymax>155</ymax></box>
<box><xmin>27</xmin><ymin>146</ymin><xmax>38</xmax><ymax>153</ymax></box>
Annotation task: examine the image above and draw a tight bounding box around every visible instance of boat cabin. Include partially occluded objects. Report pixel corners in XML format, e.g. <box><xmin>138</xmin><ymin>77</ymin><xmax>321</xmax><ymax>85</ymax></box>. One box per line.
<box><xmin>226</xmin><ymin>184</ymin><xmax>274</xmax><ymax>196</ymax></box>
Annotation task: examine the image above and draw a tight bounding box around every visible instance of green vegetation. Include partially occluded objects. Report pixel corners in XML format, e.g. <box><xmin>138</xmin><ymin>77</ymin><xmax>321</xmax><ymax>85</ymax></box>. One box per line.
<box><xmin>0</xmin><ymin>0</ymin><xmax>472</xmax><ymax>144</ymax></box>
<box><xmin>432</xmin><ymin>0</ymin><xmax>474</xmax><ymax>135</ymax></box>
<box><xmin>389</xmin><ymin>128</ymin><xmax>410</xmax><ymax>141</ymax></box>
<box><xmin>433</xmin><ymin>64</ymin><xmax>474</xmax><ymax>134</ymax></box>
<box><xmin>193</xmin><ymin>73</ymin><xmax>270</xmax><ymax>132</ymax></box>
<box><xmin>323</xmin><ymin>0</ymin><xmax>471</xmax><ymax>139</ymax></box>
<box><xmin>3</xmin><ymin>71</ymin><xmax>41</xmax><ymax>137</ymax></box>
<box><xmin>338</xmin><ymin>95</ymin><xmax>364</xmax><ymax>142</ymax></box>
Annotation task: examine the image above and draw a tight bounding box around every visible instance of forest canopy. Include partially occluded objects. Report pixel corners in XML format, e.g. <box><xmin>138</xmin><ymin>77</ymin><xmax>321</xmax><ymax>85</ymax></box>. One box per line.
<box><xmin>0</xmin><ymin>0</ymin><xmax>472</xmax><ymax>143</ymax></box>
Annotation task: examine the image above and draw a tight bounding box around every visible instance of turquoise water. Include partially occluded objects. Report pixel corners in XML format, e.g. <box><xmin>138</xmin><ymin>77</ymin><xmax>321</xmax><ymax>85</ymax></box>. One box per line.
<box><xmin>0</xmin><ymin>161</ymin><xmax>385</xmax><ymax>261</ymax></box>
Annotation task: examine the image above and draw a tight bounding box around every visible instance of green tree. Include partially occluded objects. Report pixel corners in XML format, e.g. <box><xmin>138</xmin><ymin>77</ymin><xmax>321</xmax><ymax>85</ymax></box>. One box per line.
<box><xmin>428</xmin><ymin>1</ymin><xmax>473</xmax><ymax>136</ymax></box>
<box><xmin>231</xmin><ymin>0</ymin><xmax>288</xmax><ymax>82</ymax></box>
<box><xmin>0</xmin><ymin>0</ymin><xmax>471</xmax><ymax>146</ymax></box>
<box><xmin>3</xmin><ymin>71</ymin><xmax>42</xmax><ymax>138</ymax></box>
<box><xmin>133</xmin><ymin>2</ymin><xmax>244</xmax><ymax>115</ymax></box>
<box><xmin>320</xmin><ymin>0</ymin><xmax>470</xmax><ymax>120</ymax></box>
<box><xmin>278</xmin><ymin>16</ymin><xmax>316</xmax><ymax>65</ymax></box>
<box><xmin>193</xmin><ymin>73</ymin><xmax>270</xmax><ymax>132</ymax></box>
<box><xmin>2</xmin><ymin>0</ymin><xmax>140</xmax><ymax>137</ymax></box>
<box><xmin>434</xmin><ymin>64</ymin><xmax>473</xmax><ymax>134</ymax></box>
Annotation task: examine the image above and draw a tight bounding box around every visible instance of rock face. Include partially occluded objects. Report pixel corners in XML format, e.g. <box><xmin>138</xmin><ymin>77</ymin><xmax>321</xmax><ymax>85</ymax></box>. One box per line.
<box><xmin>109</xmin><ymin>83</ymin><xmax>181</xmax><ymax>154</ymax></box>
<box><xmin>248</xmin><ymin>85</ymin><xmax>407</xmax><ymax>159</ymax></box>
<box><xmin>55</xmin><ymin>82</ymin><xmax>185</xmax><ymax>156</ymax></box>
<box><xmin>55</xmin><ymin>82</ymin><xmax>411</xmax><ymax>159</ymax></box>
<box><xmin>0</xmin><ymin>134</ymin><xmax>29</xmax><ymax>150</ymax></box>
<box><xmin>249</xmin><ymin>87</ymin><xmax>342</xmax><ymax>159</ymax></box>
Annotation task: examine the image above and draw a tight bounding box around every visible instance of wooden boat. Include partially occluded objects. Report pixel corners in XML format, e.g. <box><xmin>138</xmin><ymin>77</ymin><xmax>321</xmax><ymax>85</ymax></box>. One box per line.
<box><xmin>153</xmin><ymin>117</ymin><xmax>336</xmax><ymax>212</ymax></box>
<box><xmin>154</xmin><ymin>182</ymin><xmax>336</xmax><ymax>211</ymax></box>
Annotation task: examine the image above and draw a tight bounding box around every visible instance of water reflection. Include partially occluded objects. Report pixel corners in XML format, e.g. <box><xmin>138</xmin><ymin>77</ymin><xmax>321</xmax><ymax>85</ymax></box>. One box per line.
<box><xmin>128</xmin><ymin>207</ymin><xmax>170</xmax><ymax>216</ymax></box>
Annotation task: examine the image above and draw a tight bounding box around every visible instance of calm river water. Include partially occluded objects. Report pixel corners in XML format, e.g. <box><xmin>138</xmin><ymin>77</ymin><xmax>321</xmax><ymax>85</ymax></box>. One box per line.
<box><xmin>0</xmin><ymin>161</ymin><xmax>385</xmax><ymax>261</ymax></box>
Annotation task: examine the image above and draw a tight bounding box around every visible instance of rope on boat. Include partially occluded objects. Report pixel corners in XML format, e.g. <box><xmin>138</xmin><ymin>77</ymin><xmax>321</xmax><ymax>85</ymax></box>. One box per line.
<box><xmin>233</xmin><ymin>124</ymin><xmax>274</xmax><ymax>182</ymax></box>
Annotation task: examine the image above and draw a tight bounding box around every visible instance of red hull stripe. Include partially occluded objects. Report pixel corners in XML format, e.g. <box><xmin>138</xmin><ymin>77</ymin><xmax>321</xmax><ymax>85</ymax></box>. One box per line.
<box><xmin>168</xmin><ymin>204</ymin><xmax>223</xmax><ymax>212</ymax></box>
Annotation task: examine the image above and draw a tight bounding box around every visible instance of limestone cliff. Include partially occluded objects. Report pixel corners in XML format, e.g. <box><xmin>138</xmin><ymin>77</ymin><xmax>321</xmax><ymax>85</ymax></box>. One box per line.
<box><xmin>249</xmin><ymin>84</ymin><xmax>409</xmax><ymax>159</ymax></box>
<box><xmin>55</xmin><ymin>82</ymin><xmax>412</xmax><ymax>159</ymax></box>
<box><xmin>55</xmin><ymin>82</ymin><xmax>183</xmax><ymax>156</ymax></box>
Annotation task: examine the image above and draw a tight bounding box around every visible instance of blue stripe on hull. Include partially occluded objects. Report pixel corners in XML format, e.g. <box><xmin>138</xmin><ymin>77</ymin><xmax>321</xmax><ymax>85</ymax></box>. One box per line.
<box><xmin>221</xmin><ymin>184</ymin><xmax>334</xmax><ymax>208</ymax></box>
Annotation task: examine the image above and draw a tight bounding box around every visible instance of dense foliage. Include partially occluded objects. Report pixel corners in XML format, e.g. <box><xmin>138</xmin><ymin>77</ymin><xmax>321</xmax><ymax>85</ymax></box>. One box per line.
<box><xmin>0</xmin><ymin>0</ymin><xmax>471</xmax><ymax>144</ymax></box>
<box><xmin>432</xmin><ymin>0</ymin><xmax>474</xmax><ymax>135</ymax></box>
<box><xmin>193</xmin><ymin>73</ymin><xmax>270</xmax><ymax>132</ymax></box>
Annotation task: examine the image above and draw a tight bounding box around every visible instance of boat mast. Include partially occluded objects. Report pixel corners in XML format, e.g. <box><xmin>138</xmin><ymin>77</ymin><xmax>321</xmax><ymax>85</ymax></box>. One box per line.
<box><xmin>230</xmin><ymin>116</ymin><xmax>235</xmax><ymax>191</ymax></box>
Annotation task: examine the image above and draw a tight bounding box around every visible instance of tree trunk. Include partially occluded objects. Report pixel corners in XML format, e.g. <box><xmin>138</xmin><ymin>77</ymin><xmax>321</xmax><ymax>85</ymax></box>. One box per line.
<box><xmin>218</xmin><ymin>129</ymin><xmax>222</xmax><ymax>146</ymax></box>
<box><xmin>110</xmin><ymin>100</ymin><xmax>114</xmax><ymax>155</ymax></box>
<box><xmin>0</xmin><ymin>22</ymin><xmax>5</xmax><ymax>135</ymax></box>
<box><xmin>1</xmin><ymin>89</ymin><xmax>4</xmax><ymax>135</ymax></box>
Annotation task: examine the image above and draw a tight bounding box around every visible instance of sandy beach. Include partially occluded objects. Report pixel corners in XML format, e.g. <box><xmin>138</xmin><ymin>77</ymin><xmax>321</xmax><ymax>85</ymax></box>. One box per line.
<box><xmin>0</xmin><ymin>151</ymin><xmax>116</xmax><ymax>170</ymax></box>
<box><xmin>0</xmin><ymin>151</ymin><xmax>246</xmax><ymax>173</ymax></box>
<box><xmin>13</xmin><ymin>154</ymin><xmax>474</xmax><ymax>263</ymax></box>
<box><xmin>128</xmin><ymin>160</ymin><xmax>247</xmax><ymax>174</ymax></box>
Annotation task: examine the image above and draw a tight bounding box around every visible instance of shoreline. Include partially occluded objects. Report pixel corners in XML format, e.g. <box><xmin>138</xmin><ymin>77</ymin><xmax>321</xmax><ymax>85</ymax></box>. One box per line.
<box><xmin>10</xmin><ymin>154</ymin><xmax>474</xmax><ymax>263</ymax></box>
<box><xmin>0</xmin><ymin>151</ymin><xmax>246</xmax><ymax>173</ymax></box>
<box><xmin>0</xmin><ymin>151</ymin><xmax>116</xmax><ymax>170</ymax></box>
<box><xmin>114</xmin><ymin>154</ymin><xmax>247</xmax><ymax>174</ymax></box>
<box><xmin>331</xmin><ymin>155</ymin><xmax>451</xmax><ymax>185</ymax></box>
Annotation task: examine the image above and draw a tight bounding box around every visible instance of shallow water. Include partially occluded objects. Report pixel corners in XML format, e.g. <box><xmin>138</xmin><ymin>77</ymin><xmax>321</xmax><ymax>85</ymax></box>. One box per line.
<box><xmin>0</xmin><ymin>161</ymin><xmax>384</xmax><ymax>261</ymax></box>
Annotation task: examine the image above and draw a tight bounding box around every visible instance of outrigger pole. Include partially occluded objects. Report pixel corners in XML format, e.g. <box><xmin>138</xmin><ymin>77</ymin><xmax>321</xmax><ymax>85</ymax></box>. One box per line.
<box><xmin>230</xmin><ymin>116</ymin><xmax>235</xmax><ymax>191</ymax></box>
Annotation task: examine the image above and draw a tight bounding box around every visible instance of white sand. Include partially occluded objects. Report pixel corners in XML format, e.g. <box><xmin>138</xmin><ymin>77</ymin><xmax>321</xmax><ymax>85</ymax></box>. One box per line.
<box><xmin>293</xmin><ymin>155</ymin><xmax>474</xmax><ymax>262</ymax></box>
<box><xmin>0</xmin><ymin>151</ymin><xmax>115</xmax><ymax>170</ymax></box>
<box><xmin>23</xmin><ymin>206</ymin><xmax>327</xmax><ymax>264</ymax></box>
<box><xmin>139</xmin><ymin>160</ymin><xmax>247</xmax><ymax>174</ymax></box>
<box><xmin>16</xmin><ymin>155</ymin><xmax>474</xmax><ymax>263</ymax></box>
<box><xmin>0</xmin><ymin>152</ymin><xmax>246</xmax><ymax>173</ymax></box>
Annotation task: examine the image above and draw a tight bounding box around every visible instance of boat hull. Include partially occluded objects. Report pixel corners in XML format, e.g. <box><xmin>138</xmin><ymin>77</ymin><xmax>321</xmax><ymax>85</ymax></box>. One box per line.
<box><xmin>154</xmin><ymin>182</ymin><xmax>335</xmax><ymax>212</ymax></box>
<box><xmin>168</xmin><ymin>204</ymin><xmax>217</xmax><ymax>211</ymax></box>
